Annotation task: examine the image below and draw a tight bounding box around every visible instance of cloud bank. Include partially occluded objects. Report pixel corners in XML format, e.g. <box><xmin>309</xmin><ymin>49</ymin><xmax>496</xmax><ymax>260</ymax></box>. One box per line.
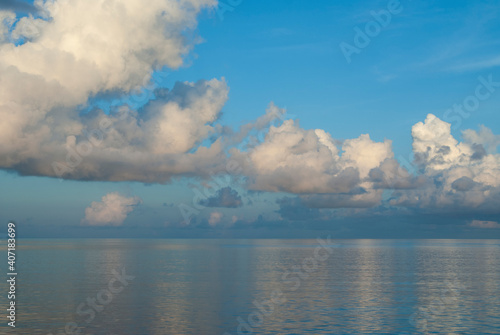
<box><xmin>1</xmin><ymin>1</ymin><xmax>499</xmax><ymax>220</ymax></box>
<box><xmin>260</xmin><ymin>113</ymin><xmax>500</xmax><ymax>216</ymax></box>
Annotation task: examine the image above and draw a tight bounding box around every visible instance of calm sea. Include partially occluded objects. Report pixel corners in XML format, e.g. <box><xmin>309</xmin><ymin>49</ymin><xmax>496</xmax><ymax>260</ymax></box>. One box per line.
<box><xmin>1</xmin><ymin>239</ymin><xmax>499</xmax><ymax>334</ymax></box>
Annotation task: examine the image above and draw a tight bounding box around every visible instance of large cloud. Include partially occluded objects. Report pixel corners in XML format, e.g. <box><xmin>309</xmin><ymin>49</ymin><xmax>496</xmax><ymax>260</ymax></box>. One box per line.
<box><xmin>249</xmin><ymin>113</ymin><xmax>500</xmax><ymax>213</ymax></box>
<box><xmin>48</xmin><ymin>78</ymin><xmax>228</xmax><ymax>182</ymax></box>
<box><xmin>0</xmin><ymin>0</ymin><xmax>223</xmax><ymax>182</ymax></box>
<box><xmin>230</xmin><ymin>115</ymin><xmax>395</xmax><ymax>211</ymax></box>
<box><xmin>391</xmin><ymin>114</ymin><xmax>500</xmax><ymax>213</ymax></box>
<box><xmin>83</xmin><ymin>192</ymin><xmax>142</xmax><ymax>226</ymax></box>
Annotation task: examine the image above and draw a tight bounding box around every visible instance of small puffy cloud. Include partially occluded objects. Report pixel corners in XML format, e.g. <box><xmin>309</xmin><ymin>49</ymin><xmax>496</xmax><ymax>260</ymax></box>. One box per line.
<box><xmin>208</xmin><ymin>212</ymin><xmax>223</xmax><ymax>227</ymax></box>
<box><xmin>342</xmin><ymin>134</ymin><xmax>394</xmax><ymax>179</ymax></box>
<box><xmin>199</xmin><ymin>187</ymin><xmax>243</xmax><ymax>208</ymax></box>
<box><xmin>468</xmin><ymin>220</ymin><xmax>500</xmax><ymax>229</ymax></box>
<box><xmin>83</xmin><ymin>193</ymin><xmax>142</xmax><ymax>226</ymax></box>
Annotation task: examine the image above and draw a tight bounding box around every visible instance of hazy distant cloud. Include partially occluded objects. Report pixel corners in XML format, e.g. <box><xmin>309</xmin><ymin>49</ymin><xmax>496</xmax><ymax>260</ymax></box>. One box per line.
<box><xmin>300</xmin><ymin>191</ymin><xmax>383</xmax><ymax>209</ymax></box>
<box><xmin>208</xmin><ymin>212</ymin><xmax>223</xmax><ymax>227</ymax></box>
<box><xmin>83</xmin><ymin>193</ymin><xmax>142</xmax><ymax>226</ymax></box>
<box><xmin>199</xmin><ymin>187</ymin><xmax>243</xmax><ymax>208</ymax></box>
<box><xmin>276</xmin><ymin>197</ymin><xmax>321</xmax><ymax>221</ymax></box>
<box><xmin>447</xmin><ymin>56</ymin><xmax>500</xmax><ymax>73</ymax></box>
<box><xmin>468</xmin><ymin>220</ymin><xmax>500</xmax><ymax>229</ymax></box>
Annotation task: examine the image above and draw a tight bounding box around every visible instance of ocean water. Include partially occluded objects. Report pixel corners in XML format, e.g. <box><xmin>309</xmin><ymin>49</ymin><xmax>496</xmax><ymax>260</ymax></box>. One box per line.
<box><xmin>1</xmin><ymin>239</ymin><xmax>500</xmax><ymax>335</ymax></box>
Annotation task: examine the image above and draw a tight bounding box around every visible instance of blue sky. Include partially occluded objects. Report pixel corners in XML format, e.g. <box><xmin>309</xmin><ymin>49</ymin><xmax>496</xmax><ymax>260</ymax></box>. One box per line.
<box><xmin>1</xmin><ymin>0</ymin><xmax>500</xmax><ymax>237</ymax></box>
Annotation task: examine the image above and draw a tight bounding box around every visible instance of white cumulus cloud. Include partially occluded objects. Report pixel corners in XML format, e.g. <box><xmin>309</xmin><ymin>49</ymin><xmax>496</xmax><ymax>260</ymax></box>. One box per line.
<box><xmin>230</xmin><ymin>112</ymin><xmax>394</xmax><ymax>210</ymax></box>
<box><xmin>0</xmin><ymin>0</ymin><xmax>223</xmax><ymax>182</ymax></box>
<box><xmin>392</xmin><ymin>114</ymin><xmax>500</xmax><ymax>213</ymax></box>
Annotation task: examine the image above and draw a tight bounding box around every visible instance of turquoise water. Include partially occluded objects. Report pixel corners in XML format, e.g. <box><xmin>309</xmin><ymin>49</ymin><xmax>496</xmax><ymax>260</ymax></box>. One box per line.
<box><xmin>1</xmin><ymin>239</ymin><xmax>499</xmax><ymax>334</ymax></box>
